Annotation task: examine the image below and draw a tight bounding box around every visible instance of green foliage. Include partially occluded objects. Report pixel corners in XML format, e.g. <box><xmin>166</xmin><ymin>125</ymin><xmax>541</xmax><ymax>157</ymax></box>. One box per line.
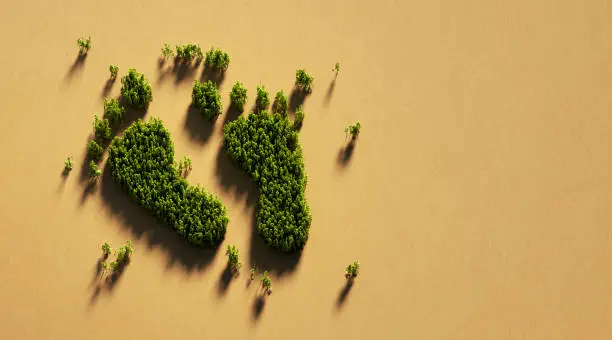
<box><xmin>345</xmin><ymin>261</ymin><xmax>360</xmax><ymax>279</ymax></box>
<box><xmin>256</xmin><ymin>85</ymin><xmax>270</xmax><ymax>111</ymax></box>
<box><xmin>161</xmin><ymin>43</ymin><xmax>175</xmax><ymax>59</ymax></box>
<box><xmin>334</xmin><ymin>62</ymin><xmax>340</xmax><ymax>75</ymax></box>
<box><xmin>120</xmin><ymin>69</ymin><xmax>153</xmax><ymax>109</ymax></box>
<box><xmin>271</xmin><ymin>90</ymin><xmax>288</xmax><ymax>117</ymax></box>
<box><xmin>295</xmin><ymin>69</ymin><xmax>313</xmax><ymax>93</ymax></box>
<box><xmin>226</xmin><ymin>245</ymin><xmax>241</xmax><ymax>271</ymax></box>
<box><xmin>103</xmin><ymin>98</ymin><xmax>125</xmax><ymax>126</ymax></box>
<box><xmin>87</xmin><ymin>140</ymin><xmax>104</xmax><ymax>162</ymax></box>
<box><xmin>64</xmin><ymin>157</ymin><xmax>73</xmax><ymax>172</ymax></box>
<box><xmin>261</xmin><ymin>270</ymin><xmax>272</xmax><ymax>294</ymax></box>
<box><xmin>229</xmin><ymin>81</ymin><xmax>248</xmax><ymax>111</ymax></box>
<box><xmin>175</xmin><ymin>43</ymin><xmax>203</xmax><ymax>62</ymax></box>
<box><xmin>294</xmin><ymin>106</ymin><xmax>305</xmax><ymax>130</ymax></box>
<box><xmin>345</xmin><ymin>122</ymin><xmax>361</xmax><ymax>140</ymax></box>
<box><xmin>77</xmin><ymin>36</ymin><xmax>91</xmax><ymax>55</ymax></box>
<box><xmin>223</xmin><ymin>112</ymin><xmax>311</xmax><ymax>252</ymax></box>
<box><xmin>175</xmin><ymin>156</ymin><xmax>192</xmax><ymax>178</ymax></box>
<box><xmin>101</xmin><ymin>242</ymin><xmax>111</xmax><ymax>256</ymax></box>
<box><xmin>250</xmin><ymin>265</ymin><xmax>257</xmax><ymax>280</ymax></box>
<box><xmin>100</xmin><ymin>260</ymin><xmax>109</xmax><ymax>272</ymax></box>
<box><xmin>204</xmin><ymin>47</ymin><xmax>230</xmax><ymax>71</ymax></box>
<box><xmin>192</xmin><ymin>80</ymin><xmax>222</xmax><ymax>120</ymax></box>
<box><xmin>93</xmin><ymin>115</ymin><xmax>112</xmax><ymax>142</ymax></box>
<box><xmin>109</xmin><ymin>64</ymin><xmax>119</xmax><ymax>79</ymax></box>
<box><xmin>89</xmin><ymin>160</ymin><xmax>102</xmax><ymax>179</ymax></box>
<box><xmin>108</xmin><ymin>119</ymin><xmax>229</xmax><ymax>247</ymax></box>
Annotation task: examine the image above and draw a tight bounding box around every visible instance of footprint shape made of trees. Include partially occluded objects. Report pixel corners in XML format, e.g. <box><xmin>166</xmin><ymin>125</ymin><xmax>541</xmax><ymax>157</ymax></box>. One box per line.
<box><xmin>108</xmin><ymin>118</ymin><xmax>229</xmax><ymax>247</ymax></box>
<box><xmin>223</xmin><ymin>111</ymin><xmax>311</xmax><ymax>252</ymax></box>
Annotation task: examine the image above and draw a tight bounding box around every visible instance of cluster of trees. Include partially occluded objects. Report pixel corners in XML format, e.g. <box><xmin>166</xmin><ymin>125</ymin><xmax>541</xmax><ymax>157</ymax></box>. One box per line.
<box><xmin>230</xmin><ymin>81</ymin><xmax>248</xmax><ymax>111</ymax></box>
<box><xmin>103</xmin><ymin>98</ymin><xmax>125</xmax><ymax>126</ymax></box>
<box><xmin>272</xmin><ymin>90</ymin><xmax>288</xmax><ymax>116</ymax></box>
<box><xmin>192</xmin><ymin>80</ymin><xmax>222</xmax><ymax>120</ymax></box>
<box><xmin>100</xmin><ymin>241</ymin><xmax>134</xmax><ymax>273</ymax></box>
<box><xmin>120</xmin><ymin>69</ymin><xmax>153</xmax><ymax>109</ymax></box>
<box><xmin>109</xmin><ymin>64</ymin><xmax>119</xmax><ymax>80</ymax></box>
<box><xmin>108</xmin><ymin>118</ymin><xmax>229</xmax><ymax>247</ymax></box>
<box><xmin>223</xmin><ymin>111</ymin><xmax>312</xmax><ymax>252</ymax></box>
<box><xmin>77</xmin><ymin>36</ymin><xmax>91</xmax><ymax>55</ymax></box>
<box><xmin>295</xmin><ymin>69</ymin><xmax>313</xmax><ymax>93</ymax></box>
<box><xmin>205</xmin><ymin>47</ymin><xmax>230</xmax><ymax>71</ymax></box>
<box><xmin>256</xmin><ymin>85</ymin><xmax>270</xmax><ymax>111</ymax></box>
<box><xmin>175</xmin><ymin>43</ymin><xmax>203</xmax><ymax>62</ymax></box>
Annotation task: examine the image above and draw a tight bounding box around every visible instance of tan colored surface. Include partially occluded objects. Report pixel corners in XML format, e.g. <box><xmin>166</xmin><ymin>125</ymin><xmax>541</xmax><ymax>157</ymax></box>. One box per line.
<box><xmin>1</xmin><ymin>0</ymin><xmax>612</xmax><ymax>339</ymax></box>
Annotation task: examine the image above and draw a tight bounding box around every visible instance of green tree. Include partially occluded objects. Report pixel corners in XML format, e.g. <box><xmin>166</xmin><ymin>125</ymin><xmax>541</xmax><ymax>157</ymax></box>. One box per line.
<box><xmin>295</xmin><ymin>69</ymin><xmax>313</xmax><ymax>93</ymax></box>
<box><xmin>192</xmin><ymin>80</ymin><xmax>222</xmax><ymax>120</ymax></box>
<box><xmin>256</xmin><ymin>85</ymin><xmax>270</xmax><ymax>111</ymax></box>
<box><xmin>333</xmin><ymin>62</ymin><xmax>340</xmax><ymax>76</ymax></box>
<box><xmin>161</xmin><ymin>43</ymin><xmax>174</xmax><ymax>60</ymax></box>
<box><xmin>89</xmin><ymin>160</ymin><xmax>102</xmax><ymax>179</ymax></box>
<box><xmin>87</xmin><ymin>140</ymin><xmax>104</xmax><ymax>162</ymax></box>
<box><xmin>103</xmin><ymin>98</ymin><xmax>125</xmax><ymax>126</ymax></box>
<box><xmin>120</xmin><ymin>69</ymin><xmax>153</xmax><ymax>109</ymax></box>
<box><xmin>225</xmin><ymin>245</ymin><xmax>241</xmax><ymax>272</ymax></box>
<box><xmin>109</xmin><ymin>64</ymin><xmax>119</xmax><ymax>80</ymax></box>
<box><xmin>293</xmin><ymin>106</ymin><xmax>305</xmax><ymax>130</ymax></box>
<box><xmin>101</xmin><ymin>242</ymin><xmax>111</xmax><ymax>256</ymax></box>
<box><xmin>345</xmin><ymin>261</ymin><xmax>360</xmax><ymax>279</ymax></box>
<box><xmin>93</xmin><ymin>115</ymin><xmax>112</xmax><ymax>142</ymax></box>
<box><xmin>205</xmin><ymin>47</ymin><xmax>230</xmax><ymax>70</ymax></box>
<box><xmin>345</xmin><ymin>122</ymin><xmax>361</xmax><ymax>140</ymax></box>
<box><xmin>64</xmin><ymin>157</ymin><xmax>73</xmax><ymax>173</ymax></box>
<box><xmin>77</xmin><ymin>36</ymin><xmax>91</xmax><ymax>55</ymax></box>
<box><xmin>272</xmin><ymin>90</ymin><xmax>288</xmax><ymax>117</ymax></box>
<box><xmin>260</xmin><ymin>270</ymin><xmax>272</xmax><ymax>294</ymax></box>
<box><xmin>250</xmin><ymin>265</ymin><xmax>257</xmax><ymax>280</ymax></box>
<box><xmin>229</xmin><ymin>81</ymin><xmax>248</xmax><ymax>111</ymax></box>
<box><xmin>175</xmin><ymin>44</ymin><xmax>203</xmax><ymax>62</ymax></box>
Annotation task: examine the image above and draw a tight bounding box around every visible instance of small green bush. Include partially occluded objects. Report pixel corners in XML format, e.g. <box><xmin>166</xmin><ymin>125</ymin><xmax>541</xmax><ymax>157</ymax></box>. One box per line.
<box><xmin>345</xmin><ymin>261</ymin><xmax>360</xmax><ymax>279</ymax></box>
<box><xmin>250</xmin><ymin>265</ymin><xmax>257</xmax><ymax>280</ymax></box>
<box><xmin>77</xmin><ymin>36</ymin><xmax>91</xmax><ymax>55</ymax></box>
<box><xmin>175</xmin><ymin>44</ymin><xmax>203</xmax><ymax>62</ymax></box>
<box><xmin>294</xmin><ymin>106</ymin><xmax>305</xmax><ymax>130</ymax></box>
<box><xmin>109</xmin><ymin>64</ymin><xmax>119</xmax><ymax>79</ymax></box>
<box><xmin>261</xmin><ymin>270</ymin><xmax>272</xmax><ymax>294</ymax></box>
<box><xmin>345</xmin><ymin>122</ymin><xmax>361</xmax><ymax>140</ymax></box>
<box><xmin>229</xmin><ymin>81</ymin><xmax>248</xmax><ymax>111</ymax></box>
<box><xmin>64</xmin><ymin>157</ymin><xmax>73</xmax><ymax>172</ymax></box>
<box><xmin>89</xmin><ymin>160</ymin><xmax>102</xmax><ymax>179</ymax></box>
<box><xmin>223</xmin><ymin>112</ymin><xmax>311</xmax><ymax>252</ymax></box>
<box><xmin>87</xmin><ymin>140</ymin><xmax>104</xmax><ymax>162</ymax></box>
<box><xmin>295</xmin><ymin>69</ymin><xmax>313</xmax><ymax>93</ymax></box>
<box><xmin>109</xmin><ymin>119</ymin><xmax>229</xmax><ymax>247</ymax></box>
<box><xmin>192</xmin><ymin>80</ymin><xmax>222</xmax><ymax>120</ymax></box>
<box><xmin>256</xmin><ymin>85</ymin><xmax>270</xmax><ymax>111</ymax></box>
<box><xmin>175</xmin><ymin>156</ymin><xmax>192</xmax><ymax>178</ymax></box>
<box><xmin>103</xmin><ymin>98</ymin><xmax>125</xmax><ymax>126</ymax></box>
<box><xmin>204</xmin><ymin>47</ymin><xmax>230</xmax><ymax>71</ymax></box>
<box><xmin>161</xmin><ymin>43</ymin><xmax>174</xmax><ymax>59</ymax></box>
<box><xmin>101</xmin><ymin>242</ymin><xmax>111</xmax><ymax>256</ymax></box>
<box><xmin>334</xmin><ymin>62</ymin><xmax>340</xmax><ymax>75</ymax></box>
<box><xmin>93</xmin><ymin>116</ymin><xmax>112</xmax><ymax>142</ymax></box>
<box><xmin>271</xmin><ymin>90</ymin><xmax>288</xmax><ymax>117</ymax></box>
<box><xmin>120</xmin><ymin>69</ymin><xmax>153</xmax><ymax>109</ymax></box>
<box><xmin>226</xmin><ymin>245</ymin><xmax>241</xmax><ymax>271</ymax></box>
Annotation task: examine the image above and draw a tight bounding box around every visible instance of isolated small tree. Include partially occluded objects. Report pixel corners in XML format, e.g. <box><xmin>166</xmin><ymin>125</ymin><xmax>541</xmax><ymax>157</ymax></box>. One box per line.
<box><xmin>64</xmin><ymin>156</ymin><xmax>73</xmax><ymax>173</ymax></box>
<box><xmin>272</xmin><ymin>90</ymin><xmax>288</xmax><ymax>117</ymax></box>
<box><xmin>345</xmin><ymin>261</ymin><xmax>360</xmax><ymax>279</ymax></box>
<box><xmin>77</xmin><ymin>36</ymin><xmax>91</xmax><ymax>55</ymax></box>
<box><xmin>333</xmin><ymin>62</ymin><xmax>340</xmax><ymax>76</ymax></box>
<box><xmin>111</xmin><ymin>240</ymin><xmax>133</xmax><ymax>271</ymax></box>
<box><xmin>225</xmin><ymin>245</ymin><xmax>241</xmax><ymax>272</ymax></box>
<box><xmin>109</xmin><ymin>64</ymin><xmax>119</xmax><ymax>80</ymax></box>
<box><xmin>120</xmin><ymin>69</ymin><xmax>153</xmax><ymax>109</ymax></box>
<box><xmin>89</xmin><ymin>160</ymin><xmax>102</xmax><ymax>179</ymax></box>
<box><xmin>345</xmin><ymin>122</ymin><xmax>361</xmax><ymax>140</ymax></box>
<box><xmin>192</xmin><ymin>80</ymin><xmax>222</xmax><ymax>120</ymax></box>
<box><xmin>103</xmin><ymin>98</ymin><xmax>125</xmax><ymax>126</ymax></box>
<box><xmin>205</xmin><ymin>47</ymin><xmax>230</xmax><ymax>71</ymax></box>
<box><xmin>93</xmin><ymin>116</ymin><xmax>112</xmax><ymax>142</ymax></box>
<box><xmin>101</xmin><ymin>242</ymin><xmax>111</xmax><ymax>256</ymax></box>
<box><xmin>256</xmin><ymin>85</ymin><xmax>270</xmax><ymax>111</ymax></box>
<box><xmin>260</xmin><ymin>270</ymin><xmax>272</xmax><ymax>294</ymax></box>
<box><xmin>294</xmin><ymin>106</ymin><xmax>305</xmax><ymax>130</ymax></box>
<box><xmin>229</xmin><ymin>81</ymin><xmax>248</xmax><ymax>111</ymax></box>
<box><xmin>87</xmin><ymin>140</ymin><xmax>104</xmax><ymax>162</ymax></box>
<box><xmin>295</xmin><ymin>69</ymin><xmax>313</xmax><ymax>93</ymax></box>
<box><xmin>161</xmin><ymin>43</ymin><xmax>174</xmax><ymax>60</ymax></box>
<box><xmin>250</xmin><ymin>265</ymin><xmax>257</xmax><ymax>280</ymax></box>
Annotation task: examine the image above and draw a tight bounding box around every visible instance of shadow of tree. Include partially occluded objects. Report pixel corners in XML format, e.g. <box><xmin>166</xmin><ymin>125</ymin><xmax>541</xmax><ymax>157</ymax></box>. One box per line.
<box><xmin>323</xmin><ymin>79</ymin><xmax>336</xmax><ymax>107</ymax></box>
<box><xmin>289</xmin><ymin>88</ymin><xmax>308</xmax><ymax>114</ymax></box>
<box><xmin>252</xmin><ymin>295</ymin><xmax>267</xmax><ymax>322</ymax></box>
<box><xmin>337</xmin><ymin>139</ymin><xmax>356</xmax><ymax>167</ymax></box>
<box><xmin>64</xmin><ymin>54</ymin><xmax>87</xmax><ymax>84</ymax></box>
<box><xmin>89</xmin><ymin>256</ymin><xmax>130</xmax><ymax>305</ymax></box>
<box><xmin>217</xmin><ymin>265</ymin><xmax>235</xmax><ymax>296</ymax></box>
<box><xmin>183</xmin><ymin>104</ymin><xmax>215</xmax><ymax>144</ymax></box>
<box><xmin>200</xmin><ymin>66</ymin><xmax>226</xmax><ymax>89</ymax></box>
<box><xmin>101</xmin><ymin>78</ymin><xmax>115</xmax><ymax>99</ymax></box>
<box><xmin>156</xmin><ymin>59</ymin><xmax>201</xmax><ymax>85</ymax></box>
<box><xmin>222</xmin><ymin>103</ymin><xmax>243</xmax><ymax>125</ymax></box>
<box><xmin>336</xmin><ymin>279</ymin><xmax>354</xmax><ymax>308</ymax></box>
